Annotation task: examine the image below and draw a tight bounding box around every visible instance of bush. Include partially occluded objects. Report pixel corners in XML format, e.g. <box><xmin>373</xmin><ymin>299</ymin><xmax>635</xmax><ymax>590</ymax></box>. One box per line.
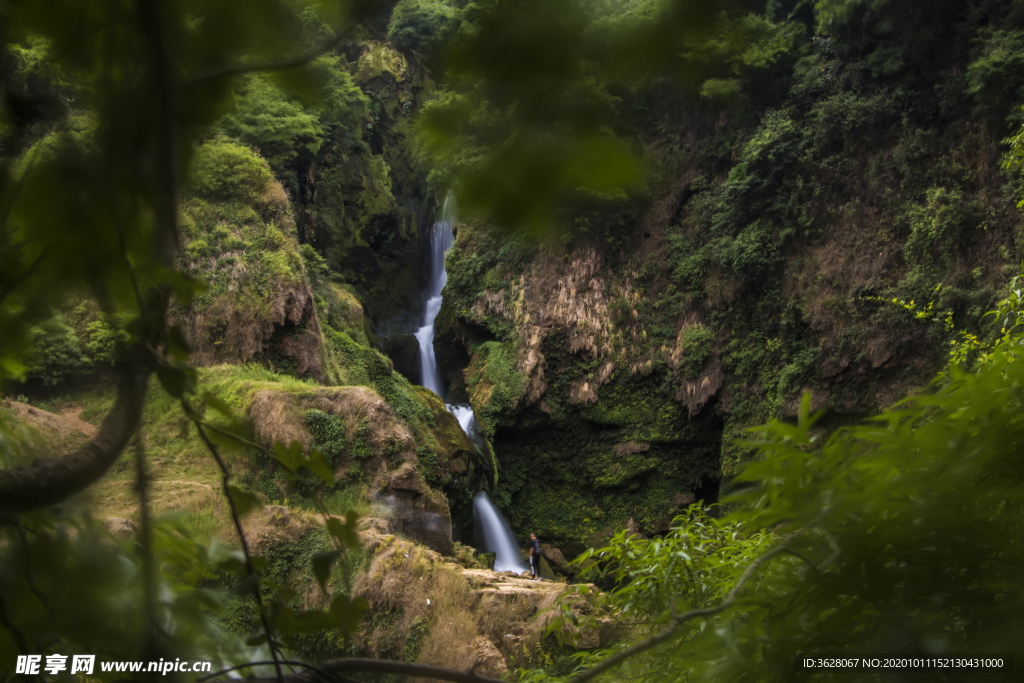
<box><xmin>26</xmin><ymin>313</ymin><xmax>88</xmax><ymax>385</ymax></box>
<box><xmin>217</xmin><ymin>76</ymin><xmax>323</xmax><ymax>174</ymax></box>
<box><xmin>83</xmin><ymin>316</ymin><xmax>130</xmax><ymax>365</ymax></box>
<box><xmin>967</xmin><ymin>29</ymin><xmax>1024</xmax><ymax>132</ymax></box>
<box><xmin>305</xmin><ymin>409</ymin><xmax>347</xmax><ymax>464</ymax></box>
<box><xmin>388</xmin><ymin>0</ymin><xmax>463</xmax><ymax>54</ymax></box>
<box><xmin>187</xmin><ymin>138</ymin><xmax>272</xmax><ymax>201</ymax></box>
<box><xmin>678</xmin><ymin>324</ymin><xmax>714</xmax><ymax>376</ymax></box>
<box><xmin>903</xmin><ymin>187</ymin><xmax>974</xmax><ymax>266</ymax></box>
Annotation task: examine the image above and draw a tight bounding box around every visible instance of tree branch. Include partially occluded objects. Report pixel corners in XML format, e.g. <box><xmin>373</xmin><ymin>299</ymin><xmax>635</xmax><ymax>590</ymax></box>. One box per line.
<box><xmin>0</xmin><ymin>348</ymin><xmax>152</xmax><ymax>513</ymax></box>
<box><xmin>567</xmin><ymin>533</ymin><xmax>800</xmax><ymax>683</ymax></box>
<box><xmin>134</xmin><ymin>431</ymin><xmax>159</xmax><ymax>660</ymax></box>
<box><xmin>182</xmin><ymin>31</ymin><xmax>346</xmax><ymax>91</ymax></box>
<box><xmin>207</xmin><ymin>658</ymin><xmax>506</xmax><ymax>683</ymax></box>
<box><xmin>200</xmin><ymin>660</ymin><xmax>358</xmax><ymax>683</ymax></box>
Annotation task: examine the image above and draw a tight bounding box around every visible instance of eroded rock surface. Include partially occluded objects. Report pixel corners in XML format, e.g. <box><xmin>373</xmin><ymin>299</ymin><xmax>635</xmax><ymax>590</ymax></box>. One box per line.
<box><xmin>374</xmin><ymin>463</ymin><xmax>454</xmax><ymax>555</ymax></box>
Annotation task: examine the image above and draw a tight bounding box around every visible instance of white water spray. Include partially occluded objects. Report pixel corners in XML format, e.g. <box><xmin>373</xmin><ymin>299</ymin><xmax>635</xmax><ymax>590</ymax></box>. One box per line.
<box><xmin>474</xmin><ymin>491</ymin><xmax>528</xmax><ymax>574</ymax></box>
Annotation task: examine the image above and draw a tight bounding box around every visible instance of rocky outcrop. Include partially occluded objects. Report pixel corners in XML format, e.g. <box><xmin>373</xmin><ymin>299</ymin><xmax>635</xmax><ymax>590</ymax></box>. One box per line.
<box><xmin>248</xmin><ymin>385</ymin><xmax>416</xmax><ymax>481</ymax></box>
<box><xmin>178</xmin><ymin>151</ymin><xmax>327</xmax><ymax>382</ymax></box>
<box><xmin>414</xmin><ymin>387</ymin><xmax>494</xmax><ymax>488</ymax></box>
<box><xmin>472</xmin><ymin>637</ymin><xmax>507</xmax><ymax>678</ymax></box>
<box><xmin>374</xmin><ymin>463</ymin><xmax>453</xmax><ymax>555</ymax></box>
<box><xmin>352</xmin><ymin>527</ymin><xmax>620</xmax><ymax>671</ymax></box>
<box><xmin>540</xmin><ymin>544</ymin><xmax>574</xmax><ymax>577</ymax></box>
<box><xmin>103</xmin><ymin>517</ymin><xmax>138</xmax><ymax>538</ymax></box>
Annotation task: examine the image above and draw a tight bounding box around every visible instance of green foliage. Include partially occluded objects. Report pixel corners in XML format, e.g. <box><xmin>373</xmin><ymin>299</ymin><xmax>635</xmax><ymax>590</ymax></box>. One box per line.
<box><xmin>82</xmin><ymin>315</ymin><xmax>131</xmax><ymax>365</ymax></box>
<box><xmin>300</xmin><ymin>243</ymin><xmax>330</xmax><ymax>279</ymax></box>
<box><xmin>215</xmin><ymin>59</ymin><xmax>368</xmax><ymax>191</ymax></box>
<box><xmin>25</xmin><ymin>312</ymin><xmax>88</xmax><ymax>385</ymax></box>
<box><xmin>0</xmin><ymin>509</ymin><xmax>254</xmax><ymax>677</ymax></box>
<box><xmin>388</xmin><ymin>0</ymin><xmax>464</xmax><ymax>54</ymax></box>
<box><xmin>305</xmin><ymin>408</ymin><xmax>347</xmax><ymax>463</ymax></box>
<box><xmin>466</xmin><ymin>341</ymin><xmax>525</xmax><ymax>434</ymax></box>
<box><xmin>218</xmin><ymin>75</ymin><xmax>324</xmax><ymax>172</ymax></box>
<box><xmin>416</xmin><ymin>0</ymin><xmax>798</xmax><ymax>232</ymax></box>
<box><xmin>677</xmin><ymin>324</ymin><xmax>713</xmax><ymax>376</ymax></box>
<box><xmin>187</xmin><ymin>138</ymin><xmax>273</xmax><ymax>202</ymax></box>
<box><xmin>903</xmin><ymin>187</ymin><xmax>975</xmax><ymax>266</ymax></box>
<box><xmin>323</xmin><ymin>328</ymin><xmax>432</xmax><ymax>427</ymax></box>
<box><xmin>555</xmin><ymin>506</ymin><xmax>773</xmax><ymax>644</ymax></box>
<box><xmin>967</xmin><ymin>29</ymin><xmax>1024</xmax><ymax>132</ymax></box>
<box><xmin>536</xmin><ymin>322</ymin><xmax>1024</xmax><ymax>681</ymax></box>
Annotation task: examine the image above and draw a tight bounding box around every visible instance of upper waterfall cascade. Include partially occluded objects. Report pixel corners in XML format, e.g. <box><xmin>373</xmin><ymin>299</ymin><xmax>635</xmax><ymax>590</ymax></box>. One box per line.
<box><xmin>414</xmin><ymin>195</ymin><xmax>482</xmax><ymax>445</ymax></box>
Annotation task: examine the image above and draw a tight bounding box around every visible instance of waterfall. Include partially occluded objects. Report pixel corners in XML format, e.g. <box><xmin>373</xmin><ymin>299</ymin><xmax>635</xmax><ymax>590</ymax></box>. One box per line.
<box><xmin>474</xmin><ymin>491</ymin><xmax>529</xmax><ymax>574</ymax></box>
<box><xmin>414</xmin><ymin>194</ymin><xmax>484</xmax><ymax>447</ymax></box>
<box><xmin>414</xmin><ymin>194</ymin><xmax>455</xmax><ymax>397</ymax></box>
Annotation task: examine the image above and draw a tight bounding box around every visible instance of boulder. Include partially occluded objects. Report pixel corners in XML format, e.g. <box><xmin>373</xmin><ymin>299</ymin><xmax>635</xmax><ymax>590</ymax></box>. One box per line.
<box><xmin>374</xmin><ymin>463</ymin><xmax>454</xmax><ymax>555</ymax></box>
<box><xmin>540</xmin><ymin>543</ymin><xmax>574</xmax><ymax>576</ymax></box>
<box><xmin>265</xmin><ymin>505</ymin><xmax>291</xmax><ymax>527</ymax></box>
<box><xmin>472</xmin><ymin>637</ymin><xmax>508</xmax><ymax>678</ymax></box>
<box><xmin>104</xmin><ymin>517</ymin><xmax>138</xmax><ymax>538</ymax></box>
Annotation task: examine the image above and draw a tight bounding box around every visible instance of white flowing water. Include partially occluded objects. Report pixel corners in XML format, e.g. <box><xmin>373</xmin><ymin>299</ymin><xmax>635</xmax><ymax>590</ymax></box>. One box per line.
<box><xmin>415</xmin><ymin>195</ymin><xmax>455</xmax><ymax>397</ymax></box>
<box><xmin>414</xmin><ymin>194</ymin><xmax>484</xmax><ymax>445</ymax></box>
<box><xmin>474</xmin><ymin>491</ymin><xmax>529</xmax><ymax>574</ymax></box>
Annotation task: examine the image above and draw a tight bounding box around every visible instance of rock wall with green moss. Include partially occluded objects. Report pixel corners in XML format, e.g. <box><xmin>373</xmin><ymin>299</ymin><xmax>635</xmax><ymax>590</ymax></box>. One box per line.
<box><xmin>298</xmin><ymin>40</ymin><xmax>436</xmax><ymax>324</ymax></box>
<box><xmin>430</xmin><ymin>3</ymin><xmax>1024</xmax><ymax>550</ymax></box>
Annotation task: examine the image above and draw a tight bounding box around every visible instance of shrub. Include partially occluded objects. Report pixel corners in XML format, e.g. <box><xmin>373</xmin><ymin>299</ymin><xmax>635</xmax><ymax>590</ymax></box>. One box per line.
<box><xmin>903</xmin><ymin>187</ymin><xmax>974</xmax><ymax>266</ymax></box>
<box><xmin>678</xmin><ymin>324</ymin><xmax>714</xmax><ymax>376</ymax></box>
<box><xmin>967</xmin><ymin>29</ymin><xmax>1024</xmax><ymax>132</ymax></box>
<box><xmin>217</xmin><ymin>75</ymin><xmax>323</xmax><ymax>176</ymax></box>
<box><xmin>83</xmin><ymin>316</ymin><xmax>130</xmax><ymax>365</ymax></box>
<box><xmin>305</xmin><ymin>409</ymin><xmax>347</xmax><ymax>464</ymax></box>
<box><xmin>388</xmin><ymin>0</ymin><xmax>463</xmax><ymax>54</ymax></box>
<box><xmin>187</xmin><ymin>138</ymin><xmax>272</xmax><ymax>201</ymax></box>
<box><xmin>26</xmin><ymin>313</ymin><xmax>88</xmax><ymax>385</ymax></box>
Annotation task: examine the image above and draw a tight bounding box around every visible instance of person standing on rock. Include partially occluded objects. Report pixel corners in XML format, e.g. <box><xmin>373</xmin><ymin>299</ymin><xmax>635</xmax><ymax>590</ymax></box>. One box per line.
<box><xmin>529</xmin><ymin>532</ymin><xmax>541</xmax><ymax>581</ymax></box>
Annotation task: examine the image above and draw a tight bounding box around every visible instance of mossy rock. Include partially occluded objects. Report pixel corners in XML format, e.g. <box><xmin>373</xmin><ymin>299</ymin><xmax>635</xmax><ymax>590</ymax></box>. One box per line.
<box><xmin>356</xmin><ymin>41</ymin><xmax>408</xmax><ymax>85</ymax></box>
<box><xmin>413</xmin><ymin>386</ymin><xmax>495</xmax><ymax>488</ymax></box>
<box><xmin>175</xmin><ymin>140</ymin><xmax>324</xmax><ymax>380</ymax></box>
<box><xmin>465</xmin><ymin>341</ymin><xmax>526</xmax><ymax>438</ymax></box>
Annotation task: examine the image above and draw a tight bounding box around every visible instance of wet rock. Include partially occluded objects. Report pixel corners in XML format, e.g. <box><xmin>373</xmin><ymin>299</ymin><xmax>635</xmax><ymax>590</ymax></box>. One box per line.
<box><xmin>674</xmin><ymin>493</ymin><xmax>696</xmax><ymax>508</ymax></box>
<box><xmin>782</xmin><ymin>389</ymin><xmax>830</xmax><ymax>417</ymax></box>
<box><xmin>472</xmin><ymin>637</ymin><xmax>508</xmax><ymax>678</ymax></box>
<box><xmin>413</xmin><ymin>387</ymin><xmax>491</xmax><ymax>485</ymax></box>
<box><xmin>375</xmin><ymin>463</ymin><xmax>454</xmax><ymax>555</ymax></box>
<box><xmin>380</xmin><ymin>332</ymin><xmax>419</xmax><ymax>382</ymax></box>
<box><xmin>625</xmin><ymin>517</ymin><xmax>647</xmax><ymax>540</ymax></box>
<box><xmin>541</xmin><ymin>544</ymin><xmax>573</xmax><ymax>576</ymax></box>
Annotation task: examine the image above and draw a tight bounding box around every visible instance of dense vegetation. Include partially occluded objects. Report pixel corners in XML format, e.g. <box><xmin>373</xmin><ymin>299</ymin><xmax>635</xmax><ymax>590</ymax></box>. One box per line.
<box><xmin>3</xmin><ymin>0</ymin><xmax>1024</xmax><ymax>681</ymax></box>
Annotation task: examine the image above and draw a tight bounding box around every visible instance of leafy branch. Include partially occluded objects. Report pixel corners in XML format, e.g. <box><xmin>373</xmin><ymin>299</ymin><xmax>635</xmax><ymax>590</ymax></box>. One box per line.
<box><xmin>566</xmin><ymin>532</ymin><xmax>800</xmax><ymax>683</ymax></box>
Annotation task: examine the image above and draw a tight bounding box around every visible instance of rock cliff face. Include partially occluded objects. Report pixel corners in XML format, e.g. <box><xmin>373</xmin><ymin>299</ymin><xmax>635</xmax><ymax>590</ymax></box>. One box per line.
<box><xmin>300</xmin><ymin>40</ymin><xmax>434</xmax><ymax>325</ymax></box>
<box><xmin>435</xmin><ymin>235</ymin><xmax>726</xmax><ymax>550</ymax></box>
